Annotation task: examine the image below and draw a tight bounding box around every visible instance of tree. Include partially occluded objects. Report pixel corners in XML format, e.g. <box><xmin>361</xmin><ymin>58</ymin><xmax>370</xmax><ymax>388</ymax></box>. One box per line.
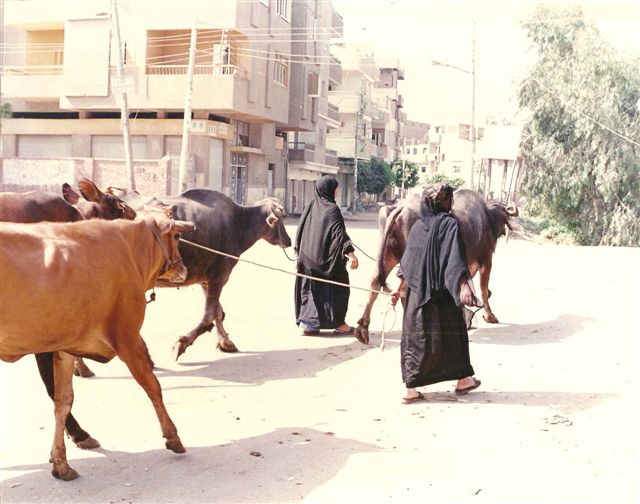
<box><xmin>426</xmin><ymin>173</ymin><xmax>466</xmax><ymax>191</ymax></box>
<box><xmin>518</xmin><ymin>5</ymin><xmax>640</xmax><ymax>246</ymax></box>
<box><xmin>356</xmin><ymin>158</ymin><xmax>393</xmax><ymax>205</ymax></box>
<box><xmin>390</xmin><ymin>159</ymin><xmax>419</xmax><ymax>193</ymax></box>
<box><xmin>1</xmin><ymin>100</ymin><xmax>11</xmax><ymax>118</ymax></box>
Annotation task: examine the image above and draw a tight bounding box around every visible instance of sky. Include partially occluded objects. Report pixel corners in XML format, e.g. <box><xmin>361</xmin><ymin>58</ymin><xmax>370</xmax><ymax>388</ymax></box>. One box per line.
<box><xmin>332</xmin><ymin>0</ymin><xmax>640</xmax><ymax>125</ymax></box>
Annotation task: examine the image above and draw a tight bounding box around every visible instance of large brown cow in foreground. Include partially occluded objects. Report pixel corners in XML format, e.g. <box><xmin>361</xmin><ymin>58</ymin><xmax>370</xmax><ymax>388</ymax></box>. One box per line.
<box><xmin>0</xmin><ymin>207</ymin><xmax>195</xmax><ymax>480</ymax></box>
<box><xmin>355</xmin><ymin>189</ymin><xmax>518</xmax><ymax>344</ymax></box>
<box><xmin>0</xmin><ymin>179</ymin><xmax>137</xmax><ymax>379</ymax></box>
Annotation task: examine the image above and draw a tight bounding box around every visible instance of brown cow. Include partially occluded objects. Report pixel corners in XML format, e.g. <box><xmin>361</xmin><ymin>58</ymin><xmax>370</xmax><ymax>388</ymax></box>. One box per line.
<box><xmin>0</xmin><ymin>207</ymin><xmax>195</xmax><ymax>480</ymax></box>
<box><xmin>0</xmin><ymin>179</ymin><xmax>137</xmax><ymax>378</ymax></box>
<box><xmin>0</xmin><ymin>178</ymin><xmax>136</xmax><ymax>224</ymax></box>
<box><xmin>355</xmin><ymin>189</ymin><xmax>518</xmax><ymax>344</ymax></box>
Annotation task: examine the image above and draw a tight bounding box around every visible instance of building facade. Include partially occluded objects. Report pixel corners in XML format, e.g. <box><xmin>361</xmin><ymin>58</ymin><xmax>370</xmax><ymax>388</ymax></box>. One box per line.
<box><xmin>1</xmin><ymin>0</ymin><xmax>340</xmax><ymax>207</ymax></box>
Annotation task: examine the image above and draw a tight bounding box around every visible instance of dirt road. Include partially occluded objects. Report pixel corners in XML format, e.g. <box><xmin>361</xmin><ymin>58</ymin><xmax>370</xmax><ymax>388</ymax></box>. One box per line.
<box><xmin>1</xmin><ymin>216</ymin><xmax>638</xmax><ymax>503</ymax></box>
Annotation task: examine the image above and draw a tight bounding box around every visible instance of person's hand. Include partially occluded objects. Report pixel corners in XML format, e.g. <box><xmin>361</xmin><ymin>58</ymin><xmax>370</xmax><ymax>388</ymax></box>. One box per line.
<box><xmin>347</xmin><ymin>253</ymin><xmax>359</xmax><ymax>270</ymax></box>
<box><xmin>390</xmin><ymin>290</ymin><xmax>401</xmax><ymax>307</ymax></box>
<box><xmin>460</xmin><ymin>281</ymin><xmax>474</xmax><ymax>306</ymax></box>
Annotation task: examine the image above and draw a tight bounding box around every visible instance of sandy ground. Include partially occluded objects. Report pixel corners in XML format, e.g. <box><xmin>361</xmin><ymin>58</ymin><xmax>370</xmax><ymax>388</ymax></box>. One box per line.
<box><xmin>1</xmin><ymin>215</ymin><xmax>639</xmax><ymax>504</ymax></box>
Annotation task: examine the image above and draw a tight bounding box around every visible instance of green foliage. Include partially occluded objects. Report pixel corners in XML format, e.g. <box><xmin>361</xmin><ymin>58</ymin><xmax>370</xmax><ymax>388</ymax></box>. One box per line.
<box><xmin>0</xmin><ymin>102</ymin><xmax>11</xmax><ymax>118</ymax></box>
<box><xmin>518</xmin><ymin>4</ymin><xmax>640</xmax><ymax>246</ymax></box>
<box><xmin>425</xmin><ymin>173</ymin><xmax>466</xmax><ymax>191</ymax></box>
<box><xmin>390</xmin><ymin>159</ymin><xmax>419</xmax><ymax>189</ymax></box>
<box><xmin>357</xmin><ymin>158</ymin><xmax>393</xmax><ymax>204</ymax></box>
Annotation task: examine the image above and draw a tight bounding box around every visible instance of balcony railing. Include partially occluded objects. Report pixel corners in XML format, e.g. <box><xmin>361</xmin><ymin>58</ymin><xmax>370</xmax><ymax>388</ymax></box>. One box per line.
<box><xmin>1</xmin><ymin>65</ymin><xmax>63</xmax><ymax>76</ymax></box>
<box><xmin>146</xmin><ymin>64</ymin><xmax>246</xmax><ymax>77</ymax></box>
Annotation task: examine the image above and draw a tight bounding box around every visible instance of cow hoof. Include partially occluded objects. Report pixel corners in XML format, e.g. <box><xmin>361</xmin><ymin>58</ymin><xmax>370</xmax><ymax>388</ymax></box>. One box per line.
<box><xmin>173</xmin><ymin>339</ymin><xmax>191</xmax><ymax>361</ymax></box>
<box><xmin>52</xmin><ymin>466</ymin><xmax>79</xmax><ymax>481</ymax></box>
<box><xmin>166</xmin><ymin>438</ymin><xmax>186</xmax><ymax>454</ymax></box>
<box><xmin>73</xmin><ymin>362</ymin><xmax>95</xmax><ymax>378</ymax></box>
<box><xmin>75</xmin><ymin>436</ymin><xmax>101</xmax><ymax>450</ymax></box>
<box><xmin>216</xmin><ymin>340</ymin><xmax>238</xmax><ymax>353</ymax></box>
<box><xmin>483</xmin><ymin>313</ymin><xmax>499</xmax><ymax>324</ymax></box>
<box><xmin>354</xmin><ymin>326</ymin><xmax>369</xmax><ymax>345</ymax></box>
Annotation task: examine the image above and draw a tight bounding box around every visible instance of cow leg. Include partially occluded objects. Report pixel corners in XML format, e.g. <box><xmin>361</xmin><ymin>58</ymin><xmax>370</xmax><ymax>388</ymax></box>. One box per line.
<box><xmin>118</xmin><ymin>336</ymin><xmax>185</xmax><ymax>454</ymax></box>
<box><xmin>50</xmin><ymin>351</ymin><xmax>79</xmax><ymax>481</ymax></box>
<box><xmin>479</xmin><ymin>262</ymin><xmax>499</xmax><ymax>323</ymax></box>
<box><xmin>174</xmin><ymin>280</ymin><xmax>236</xmax><ymax>359</ymax></box>
<box><xmin>73</xmin><ymin>357</ymin><xmax>95</xmax><ymax>378</ymax></box>
<box><xmin>35</xmin><ymin>353</ymin><xmax>100</xmax><ymax>449</ymax></box>
<box><xmin>355</xmin><ymin>257</ymin><xmax>398</xmax><ymax>345</ymax></box>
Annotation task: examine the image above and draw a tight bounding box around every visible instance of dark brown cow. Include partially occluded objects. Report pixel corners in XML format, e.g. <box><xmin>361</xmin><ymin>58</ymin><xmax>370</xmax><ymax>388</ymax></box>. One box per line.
<box><xmin>108</xmin><ymin>187</ymin><xmax>292</xmax><ymax>357</ymax></box>
<box><xmin>0</xmin><ymin>207</ymin><xmax>195</xmax><ymax>480</ymax></box>
<box><xmin>355</xmin><ymin>189</ymin><xmax>518</xmax><ymax>344</ymax></box>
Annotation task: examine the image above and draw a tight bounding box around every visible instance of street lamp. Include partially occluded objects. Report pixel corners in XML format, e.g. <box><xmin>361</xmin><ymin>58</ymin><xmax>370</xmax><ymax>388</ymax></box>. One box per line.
<box><xmin>430</xmin><ymin>22</ymin><xmax>476</xmax><ymax>191</ymax></box>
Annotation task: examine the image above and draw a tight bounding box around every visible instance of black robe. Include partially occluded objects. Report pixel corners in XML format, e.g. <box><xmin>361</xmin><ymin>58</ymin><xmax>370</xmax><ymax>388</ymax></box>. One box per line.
<box><xmin>294</xmin><ymin>176</ymin><xmax>354</xmax><ymax>330</ymax></box>
<box><xmin>399</xmin><ymin>210</ymin><xmax>475</xmax><ymax>388</ymax></box>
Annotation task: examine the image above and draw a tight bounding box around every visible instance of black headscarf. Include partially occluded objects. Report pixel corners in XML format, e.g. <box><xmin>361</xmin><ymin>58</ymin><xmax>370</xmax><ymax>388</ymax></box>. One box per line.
<box><xmin>295</xmin><ymin>176</ymin><xmax>354</xmax><ymax>276</ymax></box>
<box><xmin>400</xmin><ymin>183</ymin><xmax>470</xmax><ymax>307</ymax></box>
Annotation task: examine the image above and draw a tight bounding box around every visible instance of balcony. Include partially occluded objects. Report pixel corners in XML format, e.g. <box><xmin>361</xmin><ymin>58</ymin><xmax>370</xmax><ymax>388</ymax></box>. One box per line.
<box><xmin>1</xmin><ymin>65</ymin><xmax>63</xmax><ymax>99</ymax></box>
<box><xmin>146</xmin><ymin>64</ymin><xmax>247</xmax><ymax>77</ymax></box>
<box><xmin>144</xmin><ymin>64</ymin><xmax>249</xmax><ymax>111</ymax></box>
<box><xmin>327</xmin><ymin>102</ymin><xmax>340</xmax><ymax>124</ymax></box>
<box><xmin>329</xmin><ymin>56</ymin><xmax>342</xmax><ymax>85</ymax></box>
<box><xmin>288</xmin><ymin>142</ymin><xmax>316</xmax><ymax>163</ymax></box>
<box><xmin>325</xmin><ymin>149</ymin><xmax>338</xmax><ymax>167</ymax></box>
<box><xmin>331</xmin><ymin>8</ymin><xmax>344</xmax><ymax>38</ymax></box>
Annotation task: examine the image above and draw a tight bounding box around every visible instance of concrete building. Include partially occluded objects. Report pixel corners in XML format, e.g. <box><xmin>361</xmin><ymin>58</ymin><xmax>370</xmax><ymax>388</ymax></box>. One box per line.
<box><xmin>326</xmin><ymin>43</ymin><xmax>379</xmax><ymax>209</ymax></box>
<box><xmin>371</xmin><ymin>59</ymin><xmax>404</xmax><ymax>163</ymax></box>
<box><xmin>285</xmin><ymin>0</ymin><xmax>343</xmax><ymax>214</ymax></box>
<box><xmin>0</xmin><ymin>0</ymin><xmax>340</xmax><ymax>207</ymax></box>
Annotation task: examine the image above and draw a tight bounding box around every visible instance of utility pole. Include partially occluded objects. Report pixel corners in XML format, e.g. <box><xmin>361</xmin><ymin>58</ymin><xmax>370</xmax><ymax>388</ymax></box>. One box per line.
<box><xmin>178</xmin><ymin>18</ymin><xmax>197</xmax><ymax>193</ymax></box>
<box><xmin>351</xmin><ymin>81</ymin><xmax>364</xmax><ymax>213</ymax></box>
<box><xmin>401</xmin><ymin>137</ymin><xmax>406</xmax><ymax>199</ymax></box>
<box><xmin>111</xmin><ymin>0</ymin><xmax>134</xmax><ymax>189</ymax></box>
<box><xmin>470</xmin><ymin>20</ymin><xmax>476</xmax><ymax>192</ymax></box>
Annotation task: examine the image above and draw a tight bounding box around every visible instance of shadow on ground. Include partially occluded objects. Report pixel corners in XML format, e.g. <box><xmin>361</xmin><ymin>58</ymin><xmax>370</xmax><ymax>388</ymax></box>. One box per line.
<box><xmin>0</xmin><ymin>427</ymin><xmax>381</xmax><ymax>504</ymax></box>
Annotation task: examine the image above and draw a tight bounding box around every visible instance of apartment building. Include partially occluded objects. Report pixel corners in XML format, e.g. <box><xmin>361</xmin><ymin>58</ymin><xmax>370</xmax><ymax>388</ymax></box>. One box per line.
<box><xmin>285</xmin><ymin>0</ymin><xmax>343</xmax><ymax>213</ymax></box>
<box><xmin>1</xmin><ymin>0</ymin><xmax>341</xmax><ymax>206</ymax></box>
<box><xmin>325</xmin><ymin>43</ymin><xmax>379</xmax><ymax>209</ymax></box>
<box><xmin>371</xmin><ymin>59</ymin><xmax>404</xmax><ymax>163</ymax></box>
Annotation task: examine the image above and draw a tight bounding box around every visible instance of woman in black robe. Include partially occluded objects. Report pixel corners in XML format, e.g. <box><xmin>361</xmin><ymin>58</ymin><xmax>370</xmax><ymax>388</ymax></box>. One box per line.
<box><xmin>294</xmin><ymin>176</ymin><xmax>359</xmax><ymax>335</ymax></box>
<box><xmin>391</xmin><ymin>183</ymin><xmax>481</xmax><ymax>403</ymax></box>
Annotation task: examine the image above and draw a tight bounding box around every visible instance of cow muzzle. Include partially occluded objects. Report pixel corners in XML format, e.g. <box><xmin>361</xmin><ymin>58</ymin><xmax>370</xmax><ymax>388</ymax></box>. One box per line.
<box><xmin>158</xmin><ymin>260</ymin><xmax>188</xmax><ymax>283</ymax></box>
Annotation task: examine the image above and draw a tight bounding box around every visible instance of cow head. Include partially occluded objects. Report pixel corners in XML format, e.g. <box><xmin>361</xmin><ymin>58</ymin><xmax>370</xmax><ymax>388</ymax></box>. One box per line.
<box><xmin>487</xmin><ymin>200</ymin><xmax>519</xmax><ymax>236</ymax></box>
<box><xmin>257</xmin><ymin>198</ymin><xmax>292</xmax><ymax>248</ymax></box>
<box><xmin>142</xmin><ymin>205</ymin><xmax>195</xmax><ymax>284</ymax></box>
<box><xmin>63</xmin><ymin>179</ymin><xmax>137</xmax><ymax>221</ymax></box>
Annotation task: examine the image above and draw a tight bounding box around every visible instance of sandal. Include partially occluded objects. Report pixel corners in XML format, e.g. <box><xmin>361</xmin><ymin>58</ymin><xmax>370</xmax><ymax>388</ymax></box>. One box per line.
<box><xmin>401</xmin><ymin>391</ymin><xmax>425</xmax><ymax>404</ymax></box>
<box><xmin>454</xmin><ymin>377</ymin><xmax>481</xmax><ymax>395</ymax></box>
<box><xmin>332</xmin><ymin>326</ymin><xmax>354</xmax><ymax>335</ymax></box>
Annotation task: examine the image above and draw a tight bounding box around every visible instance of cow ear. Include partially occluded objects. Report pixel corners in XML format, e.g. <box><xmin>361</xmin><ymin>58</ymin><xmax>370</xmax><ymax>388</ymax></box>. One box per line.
<box><xmin>78</xmin><ymin>179</ymin><xmax>103</xmax><ymax>203</ymax></box>
<box><xmin>62</xmin><ymin>183</ymin><xmax>80</xmax><ymax>204</ymax></box>
<box><xmin>266</xmin><ymin>214</ymin><xmax>278</xmax><ymax>227</ymax></box>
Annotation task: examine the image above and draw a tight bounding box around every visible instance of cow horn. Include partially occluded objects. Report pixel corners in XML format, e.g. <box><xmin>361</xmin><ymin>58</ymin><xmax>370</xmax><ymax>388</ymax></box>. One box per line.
<box><xmin>506</xmin><ymin>202</ymin><xmax>519</xmax><ymax>217</ymax></box>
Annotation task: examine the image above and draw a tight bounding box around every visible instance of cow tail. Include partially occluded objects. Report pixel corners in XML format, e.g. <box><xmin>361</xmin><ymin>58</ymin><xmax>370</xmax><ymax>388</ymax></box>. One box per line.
<box><xmin>376</xmin><ymin>205</ymin><xmax>403</xmax><ymax>290</ymax></box>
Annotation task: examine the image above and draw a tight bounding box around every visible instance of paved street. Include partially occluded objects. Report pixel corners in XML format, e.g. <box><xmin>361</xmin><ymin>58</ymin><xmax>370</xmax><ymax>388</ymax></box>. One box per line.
<box><xmin>1</xmin><ymin>213</ymin><xmax>638</xmax><ymax>503</ymax></box>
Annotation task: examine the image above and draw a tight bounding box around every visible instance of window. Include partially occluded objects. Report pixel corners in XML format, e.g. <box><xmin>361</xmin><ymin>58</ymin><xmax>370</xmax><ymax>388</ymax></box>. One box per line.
<box><xmin>276</xmin><ymin>0</ymin><xmax>289</xmax><ymax>19</ymax></box>
<box><xmin>234</xmin><ymin>120</ymin><xmax>250</xmax><ymax>147</ymax></box>
<box><xmin>274</xmin><ymin>53</ymin><xmax>289</xmax><ymax>86</ymax></box>
<box><xmin>442</xmin><ymin>153</ymin><xmax>446</xmax><ymax>161</ymax></box>
<box><xmin>413</xmin><ymin>148</ymin><xmax>417</xmax><ymax>155</ymax></box>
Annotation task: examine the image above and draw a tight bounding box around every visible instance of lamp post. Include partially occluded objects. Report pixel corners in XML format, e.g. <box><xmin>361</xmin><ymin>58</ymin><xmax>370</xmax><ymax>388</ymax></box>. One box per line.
<box><xmin>430</xmin><ymin>22</ymin><xmax>476</xmax><ymax>191</ymax></box>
